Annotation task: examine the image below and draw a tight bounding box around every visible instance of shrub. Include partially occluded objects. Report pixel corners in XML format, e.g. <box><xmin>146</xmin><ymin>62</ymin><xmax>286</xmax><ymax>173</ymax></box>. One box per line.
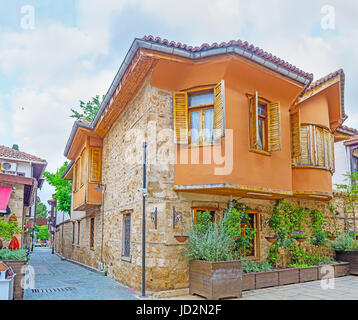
<box><xmin>0</xmin><ymin>249</ymin><xmax>28</xmax><ymax>261</ymax></box>
<box><xmin>0</xmin><ymin>219</ymin><xmax>23</xmax><ymax>240</ymax></box>
<box><xmin>241</xmin><ymin>260</ymin><xmax>272</xmax><ymax>274</ymax></box>
<box><xmin>332</xmin><ymin>233</ymin><xmax>358</xmax><ymax>252</ymax></box>
<box><xmin>184</xmin><ymin>220</ymin><xmax>238</xmax><ymax>262</ymax></box>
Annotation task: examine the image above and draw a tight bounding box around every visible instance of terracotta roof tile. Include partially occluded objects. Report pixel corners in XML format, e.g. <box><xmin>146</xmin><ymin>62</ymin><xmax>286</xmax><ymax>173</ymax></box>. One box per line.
<box><xmin>0</xmin><ymin>145</ymin><xmax>46</xmax><ymax>163</ymax></box>
<box><xmin>142</xmin><ymin>35</ymin><xmax>314</xmax><ymax>80</ymax></box>
<box><xmin>338</xmin><ymin>125</ymin><xmax>358</xmax><ymax>135</ymax></box>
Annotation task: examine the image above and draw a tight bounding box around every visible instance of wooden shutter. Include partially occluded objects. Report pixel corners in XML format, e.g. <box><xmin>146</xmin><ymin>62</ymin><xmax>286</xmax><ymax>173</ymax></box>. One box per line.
<box><xmin>323</xmin><ymin>130</ymin><xmax>330</xmax><ymax>168</ymax></box>
<box><xmin>315</xmin><ymin>127</ymin><xmax>325</xmax><ymax>167</ymax></box>
<box><xmin>268</xmin><ymin>101</ymin><xmax>281</xmax><ymax>151</ymax></box>
<box><xmin>249</xmin><ymin>92</ymin><xmax>259</xmax><ymax>149</ymax></box>
<box><xmin>90</xmin><ymin>148</ymin><xmax>102</xmax><ymax>183</ymax></box>
<box><xmin>173</xmin><ymin>92</ymin><xmax>188</xmax><ymax>144</ymax></box>
<box><xmin>290</xmin><ymin>111</ymin><xmax>301</xmax><ymax>158</ymax></box>
<box><xmin>329</xmin><ymin>133</ymin><xmax>335</xmax><ymax>172</ymax></box>
<box><xmin>80</xmin><ymin>150</ymin><xmax>86</xmax><ymax>186</ymax></box>
<box><xmin>300</xmin><ymin>125</ymin><xmax>311</xmax><ymax>165</ymax></box>
<box><xmin>214</xmin><ymin>80</ymin><xmax>225</xmax><ymax>140</ymax></box>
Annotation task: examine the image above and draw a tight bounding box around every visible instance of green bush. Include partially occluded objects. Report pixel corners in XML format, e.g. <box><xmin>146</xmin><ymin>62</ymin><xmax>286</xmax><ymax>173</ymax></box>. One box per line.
<box><xmin>0</xmin><ymin>249</ymin><xmax>27</xmax><ymax>261</ymax></box>
<box><xmin>184</xmin><ymin>220</ymin><xmax>237</xmax><ymax>262</ymax></box>
<box><xmin>241</xmin><ymin>260</ymin><xmax>272</xmax><ymax>274</ymax></box>
<box><xmin>0</xmin><ymin>219</ymin><xmax>23</xmax><ymax>240</ymax></box>
<box><xmin>306</xmin><ymin>254</ymin><xmax>336</xmax><ymax>266</ymax></box>
<box><xmin>332</xmin><ymin>233</ymin><xmax>358</xmax><ymax>252</ymax></box>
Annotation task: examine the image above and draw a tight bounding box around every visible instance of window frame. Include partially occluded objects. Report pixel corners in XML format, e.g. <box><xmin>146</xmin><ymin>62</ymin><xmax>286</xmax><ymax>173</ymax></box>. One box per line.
<box><xmin>72</xmin><ymin>222</ymin><xmax>75</xmax><ymax>245</ymax></box>
<box><xmin>243</xmin><ymin>210</ymin><xmax>261</xmax><ymax>260</ymax></box>
<box><xmin>89</xmin><ymin>217</ymin><xmax>95</xmax><ymax>250</ymax></box>
<box><xmin>187</xmin><ymin>88</ymin><xmax>215</xmax><ymax>146</ymax></box>
<box><xmin>121</xmin><ymin>211</ymin><xmax>132</xmax><ymax>262</ymax></box>
<box><xmin>257</xmin><ymin>102</ymin><xmax>269</xmax><ymax>152</ymax></box>
<box><xmin>77</xmin><ymin>221</ymin><xmax>80</xmax><ymax>246</ymax></box>
<box><xmin>192</xmin><ymin>207</ymin><xmax>222</xmax><ymax>225</ymax></box>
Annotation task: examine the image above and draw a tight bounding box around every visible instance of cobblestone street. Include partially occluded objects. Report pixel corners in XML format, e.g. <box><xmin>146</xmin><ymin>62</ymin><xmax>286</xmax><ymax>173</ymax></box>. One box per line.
<box><xmin>24</xmin><ymin>248</ymin><xmax>138</xmax><ymax>300</ymax></box>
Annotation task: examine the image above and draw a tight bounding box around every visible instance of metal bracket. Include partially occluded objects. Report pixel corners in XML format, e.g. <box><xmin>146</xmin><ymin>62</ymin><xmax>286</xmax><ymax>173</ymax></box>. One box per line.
<box><xmin>151</xmin><ymin>207</ymin><xmax>158</xmax><ymax>230</ymax></box>
<box><xmin>173</xmin><ymin>207</ymin><xmax>183</xmax><ymax>229</ymax></box>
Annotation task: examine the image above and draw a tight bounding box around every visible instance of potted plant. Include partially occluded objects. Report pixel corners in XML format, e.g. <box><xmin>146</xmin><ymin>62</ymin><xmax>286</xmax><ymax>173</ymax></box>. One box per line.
<box><xmin>332</xmin><ymin>233</ymin><xmax>358</xmax><ymax>275</ymax></box>
<box><xmin>174</xmin><ymin>235</ymin><xmax>188</xmax><ymax>243</ymax></box>
<box><xmin>0</xmin><ymin>218</ymin><xmax>26</xmax><ymax>300</ymax></box>
<box><xmin>184</xmin><ymin>205</ymin><xmax>256</xmax><ymax>300</ymax></box>
<box><xmin>265</xmin><ymin>236</ymin><xmax>278</xmax><ymax>243</ymax></box>
<box><xmin>293</xmin><ymin>231</ymin><xmax>308</xmax><ymax>243</ymax></box>
<box><xmin>326</xmin><ymin>232</ymin><xmax>337</xmax><ymax>241</ymax></box>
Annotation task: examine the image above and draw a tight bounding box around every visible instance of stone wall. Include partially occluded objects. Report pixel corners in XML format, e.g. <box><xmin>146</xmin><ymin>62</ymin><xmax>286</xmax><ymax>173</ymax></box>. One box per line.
<box><xmin>55</xmin><ymin>206</ymin><xmax>102</xmax><ymax>269</ymax></box>
<box><xmin>55</xmin><ymin>76</ymin><xmax>349</xmax><ymax>293</ymax></box>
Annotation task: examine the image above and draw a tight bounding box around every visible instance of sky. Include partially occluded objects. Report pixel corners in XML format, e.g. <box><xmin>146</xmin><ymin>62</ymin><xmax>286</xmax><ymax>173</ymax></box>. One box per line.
<box><xmin>0</xmin><ymin>0</ymin><xmax>357</xmax><ymax>208</ymax></box>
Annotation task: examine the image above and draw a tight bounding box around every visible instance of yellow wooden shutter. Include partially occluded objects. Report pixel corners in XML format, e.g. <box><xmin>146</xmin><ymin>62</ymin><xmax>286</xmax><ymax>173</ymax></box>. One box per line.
<box><xmin>323</xmin><ymin>129</ymin><xmax>330</xmax><ymax>168</ymax></box>
<box><xmin>80</xmin><ymin>150</ymin><xmax>86</xmax><ymax>186</ymax></box>
<box><xmin>300</xmin><ymin>125</ymin><xmax>310</xmax><ymax>165</ymax></box>
<box><xmin>329</xmin><ymin>133</ymin><xmax>335</xmax><ymax>172</ymax></box>
<box><xmin>214</xmin><ymin>80</ymin><xmax>225</xmax><ymax>140</ymax></box>
<box><xmin>90</xmin><ymin>148</ymin><xmax>102</xmax><ymax>183</ymax></box>
<box><xmin>290</xmin><ymin>110</ymin><xmax>301</xmax><ymax>158</ymax></box>
<box><xmin>315</xmin><ymin>127</ymin><xmax>325</xmax><ymax>167</ymax></box>
<box><xmin>173</xmin><ymin>92</ymin><xmax>188</xmax><ymax>144</ymax></box>
<box><xmin>249</xmin><ymin>92</ymin><xmax>258</xmax><ymax>149</ymax></box>
<box><xmin>268</xmin><ymin>101</ymin><xmax>281</xmax><ymax>151</ymax></box>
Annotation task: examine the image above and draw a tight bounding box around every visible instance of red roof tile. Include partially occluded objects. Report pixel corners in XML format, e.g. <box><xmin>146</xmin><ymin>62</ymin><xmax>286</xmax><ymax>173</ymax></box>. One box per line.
<box><xmin>338</xmin><ymin>125</ymin><xmax>358</xmax><ymax>135</ymax></box>
<box><xmin>142</xmin><ymin>35</ymin><xmax>314</xmax><ymax>80</ymax></box>
<box><xmin>0</xmin><ymin>145</ymin><xmax>46</xmax><ymax>163</ymax></box>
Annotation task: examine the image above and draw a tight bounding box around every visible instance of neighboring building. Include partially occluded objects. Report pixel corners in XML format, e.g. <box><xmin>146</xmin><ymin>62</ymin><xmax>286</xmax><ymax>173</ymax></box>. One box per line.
<box><xmin>57</xmin><ymin>36</ymin><xmax>349</xmax><ymax>293</ymax></box>
<box><xmin>0</xmin><ymin>145</ymin><xmax>47</xmax><ymax>248</ymax></box>
<box><xmin>333</xmin><ymin>129</ymin><xmax>358</xmax><ymax>187</ymax></box>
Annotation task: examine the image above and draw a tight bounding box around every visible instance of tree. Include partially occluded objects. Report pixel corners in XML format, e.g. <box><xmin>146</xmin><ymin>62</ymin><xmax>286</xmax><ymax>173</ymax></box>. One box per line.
<box><xmin>36</xmin><ymin>202</ymin><xmax>48</xmax><ymax>218</ymax></box>
<box><xmin>12</xmin><ymin>144</ymin><xmax>19</xmax><ymax>150</ymax></box>
<box><xmin>36</xmin><ymin>225</ymin><xmax>51</xmax><ymax>241</ymax></box>
<box><xmin>70</xmin><ymin>95</ymin><xmax>104</xmax><ymax>123</ymax></box>
<box><xmin>43</xmin><ymin>162</ymin><xmax>72</xmax><ymax>215</ymax></box>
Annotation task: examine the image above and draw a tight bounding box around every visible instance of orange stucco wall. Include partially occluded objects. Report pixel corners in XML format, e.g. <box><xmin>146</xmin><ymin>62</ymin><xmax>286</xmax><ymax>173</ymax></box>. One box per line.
<box><xmin>292</xmin><ymin>168</ymin><xmax>332</xmax><ymax>195</ymax></box>
<box><xmin>151</xmin><ymin>56</ymin><xmax>307</xmax><ymax>193</ymax></box>
<box><xmin>299</xmin><ymin>93</ymin><xmax>330</xmax><ymax>128</ymax></box>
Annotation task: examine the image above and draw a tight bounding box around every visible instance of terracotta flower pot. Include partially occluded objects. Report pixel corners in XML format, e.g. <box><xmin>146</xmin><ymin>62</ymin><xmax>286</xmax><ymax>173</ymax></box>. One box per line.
<box><xmin>174</xmin><ymin>236</ymin><xmax>188</xmax><ymax>243</ymax></box>
<box><xmin>232</xmin><ymin>236</ymin><xmax>240</xmax><ymax>241</ymax></box>
<box><xmin>328</xmin><ymin>237</ymin><xmax>336</xmax><ymax>241</ymax></box>
<box><xmin>295</xmin><ymin>238</ymin><xmax>307</xmax><ymax>243</ymax></box>
<box><xmin>265</xmin><ymin>237</ymin><xmax>278</xmax><ymax>243</ymax></box>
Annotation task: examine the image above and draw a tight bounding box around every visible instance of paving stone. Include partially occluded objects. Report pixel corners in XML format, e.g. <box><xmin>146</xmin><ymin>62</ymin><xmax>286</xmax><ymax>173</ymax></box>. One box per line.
<box><xmin>24</xmin><ymin>248</ymin><xmax>138</xmax><ymax>300</ymax></box>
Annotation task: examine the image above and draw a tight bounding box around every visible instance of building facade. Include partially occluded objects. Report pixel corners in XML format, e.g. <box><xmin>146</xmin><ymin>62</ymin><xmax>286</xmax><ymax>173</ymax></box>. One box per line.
<box><xmin>0</xmin><ymin>145</ymin><xmax>47</xmax><ymax>248</ymax></box>
<box><xmin>57</xmin><ymin>36</ymin><xmax>352</xmax><ymax>292</ymax></box>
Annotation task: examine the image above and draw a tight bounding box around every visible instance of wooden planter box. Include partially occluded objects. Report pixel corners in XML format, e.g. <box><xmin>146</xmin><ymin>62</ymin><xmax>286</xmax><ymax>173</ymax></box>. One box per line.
<box><xmin>299</xmin><ymin>266</ymin><xmax>318</xmax><ymax>283</ymax></box>
<box><xmin>278</xmin><ymin>268</ymin><xmax>300</xmax><ymax>286</ymax></box>
<box><xmin>255</xmin><ymin>271</ymin><xmax>279</xmax><ymax>289</ymax></box>
<box><xmin>242</xmin><ymin>273</ymin><xmax>255</xmax><ymax>291</ymax></box>
<box><xmin>334</xmin><ymin>262</ymin><xmax>350</xmax><ymax>277</ymax></box>
<box><xmin>189</xmin><ymin>260</ymin><xmax>242</xmax><ymax>300</ymax></box>
<box><xmin>335</xmin><ymin>251</ymin><xmax>358</xmax><ymax>275</ymax></box>
<box><xmin>3</xmin><ymin>260</ymin><xmax>27</xmax><ymax>300</ymax></box>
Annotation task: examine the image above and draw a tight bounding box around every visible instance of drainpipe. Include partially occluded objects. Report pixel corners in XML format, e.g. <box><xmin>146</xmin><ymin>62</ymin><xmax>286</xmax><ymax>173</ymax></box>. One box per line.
<box><xmin>141</xmin><ymin>142</ymin><xmax>147</xmax><ymax>298</ymax></box>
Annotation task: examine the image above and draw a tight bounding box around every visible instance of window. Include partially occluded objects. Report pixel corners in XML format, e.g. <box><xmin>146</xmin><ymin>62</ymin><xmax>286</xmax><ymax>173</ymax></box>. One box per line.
<box><xmin>90</xmin><ymin>218</ymin><xmax>95</xmax><ymax>250</ymax></box>
<box><xmin>193</xmin><ymin>207</ymin><xmax>221</xmax><ymax>225</ymax></box>
<box><xmin>77</xmin><ymin>221</ymin><xmax>80</xmax><ymax>245</ymax></box>
<box><xmin>173</xmin><ymin>81</ymin><xmax>225</xmax><ymax>145</ymax></box>
<box><xmin>80</xmin><ymin>150</ymin><xmax>87</xmax><ymax>186</ymax></box>
<box><xmin>122</xmin><ymin>212</ymin><xmax>131</xmax><ymax>259</ymax></box>
<box><xmin>72</xmin><ymin>222</ymin><xmax>75</xmax><ymax>244</ymax></box>
<box><xmin>292</xmin><ymin>123</ymin><xmax>335</xmax><ymax>172</ymax></box>
<box><xmin>242</xmin><ymin>211</ymin><xmax>260</xmax><ymax>259</ymax></box>
<box><xmin>73</xmin><ymin>161</ymin><xmax>80</xmax><ymax>192</ymax></box>
<box><xmin>249</xmin><ymin>92</ymin><xmax>281</xmax><ymax>153</ymax></box>
<box><xmin>89</xmin><ymin>147</ymin><xmax>102</xmax><ymax>183</ymax></box>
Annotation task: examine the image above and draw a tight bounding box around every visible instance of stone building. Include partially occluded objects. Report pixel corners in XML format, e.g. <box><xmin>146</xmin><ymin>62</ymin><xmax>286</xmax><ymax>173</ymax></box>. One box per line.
<box><xmin>57</xmin><ymin>36</ymin><xmax>353</xmax><ymax>293</ymax></box>
<box><xmin>0</xmin><ymin>145</ymin><xmax>47</xmax><ymax>248</ymax></box>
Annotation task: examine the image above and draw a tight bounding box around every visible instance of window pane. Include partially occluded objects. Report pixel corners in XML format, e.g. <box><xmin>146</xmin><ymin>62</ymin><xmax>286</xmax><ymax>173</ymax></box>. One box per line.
<box><xmin>258</xmin><ymin>119</ymin><xmax>263</xmax><ymax>150</ymax></box>
<box><xmin>258</xmin><ymin>104</ymin><xmax>266</xmax><ymax>116</ymax></box>
<box><xmin>189</xmin><ymin>92</ymin><xmax>214</xmax><ymax>107</ymax></box>
<box><xmin>190</xmin><ymin>111</ymin><xmax>200</xmax><ymax>143</ymax></box>
<box><xmin>204</xmin><ymin>109</ymin><xmax>214</xmax><ymax>142</ymax></box>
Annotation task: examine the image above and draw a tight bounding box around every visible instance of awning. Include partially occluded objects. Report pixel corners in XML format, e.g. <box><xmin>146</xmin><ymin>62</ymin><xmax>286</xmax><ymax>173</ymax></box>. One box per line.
<box><xmin>0</xmin><ymin>186</ymin><xmax>13</xmax><ymax>213</ymax></box>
